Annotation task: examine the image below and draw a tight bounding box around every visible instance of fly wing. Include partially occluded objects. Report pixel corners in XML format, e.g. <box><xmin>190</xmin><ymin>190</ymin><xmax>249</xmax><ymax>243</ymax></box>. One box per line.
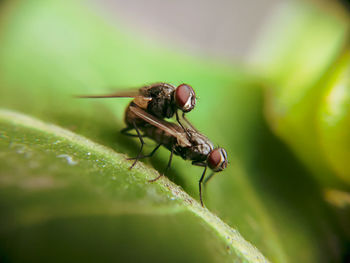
<box><xmin>76</xmin><ymin>83</ymin><xmax>175</xmax><ymax>99</ymax></box>
<box><xmin>129</xmin><ymin>106</ymin><xmax>191</xmax><ymax>147</ymax></box>
<box><xmin>76</xmin><ymin>89</ymin><xmax>146</xmax><ymax>99</ymax></box>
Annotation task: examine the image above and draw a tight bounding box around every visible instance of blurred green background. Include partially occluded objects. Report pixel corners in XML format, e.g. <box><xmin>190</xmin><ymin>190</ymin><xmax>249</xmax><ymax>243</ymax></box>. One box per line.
<box><xmin>0</xmin><ymin>0</ymin><xmax>349</xmax><ymax>262</ymax></box>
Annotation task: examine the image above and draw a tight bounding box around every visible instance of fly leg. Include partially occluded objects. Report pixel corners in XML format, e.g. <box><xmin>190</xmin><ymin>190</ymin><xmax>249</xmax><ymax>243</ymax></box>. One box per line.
<box><xmin>198</xmin><ymin>166</ymin><xmax>208</xmax><ymax>207</ymax></box>
<box><xmin>203</xmin><ymin>172</ymin><xmax>215</xmax><ymax>185</ymax></box>
<box><xmin>128</xmin><ymin>121</ymin><xmax>145</xmax><ymax>169</ymax></box>
<box><xmin>175</xmin><ymin>111</ymin><xmax>192</xmax><ymax>138</ymax></box>
<box><xmin>149</xmin><ymin>145</ymin><xmax>174</xmax><ymax>182</ymax></box>
<box><xmin>182</xmin><ymin>112</ymin><xmax>198</xmax><ymax>132</ymax></box>
<box><xmin>164</xmin><ymin>145</ymin><xmax>175</xmax><ymax>174</ymax></box>
<box><xmin>127</xmin><ymin>143</ymin><xmax>161</xmax><ymax>160</ymax></box>
<box><xmin>192</xmin><ymin>161</ymin><xmax>208</xmax><ymax>207</ymax></box>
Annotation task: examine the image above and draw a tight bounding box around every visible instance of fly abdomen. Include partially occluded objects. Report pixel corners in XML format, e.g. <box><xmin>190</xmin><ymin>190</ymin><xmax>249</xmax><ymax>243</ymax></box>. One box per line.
<box><xmin>142</xmin><ymin>124</ymin><xmax>177</xmax><ymax>152</ymax></box>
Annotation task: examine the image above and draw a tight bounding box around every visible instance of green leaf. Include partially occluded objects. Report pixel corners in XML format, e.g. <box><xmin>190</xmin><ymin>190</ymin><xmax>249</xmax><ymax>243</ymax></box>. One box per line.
<box><xmin>0</xmin><ymin>0</ymin><xmax>344</xmax><ymax>262</ymax></box>
<box><xmin>0</xmin><ymin>109</ymin><xmax>266</xmax><ymax>263</ymax></box>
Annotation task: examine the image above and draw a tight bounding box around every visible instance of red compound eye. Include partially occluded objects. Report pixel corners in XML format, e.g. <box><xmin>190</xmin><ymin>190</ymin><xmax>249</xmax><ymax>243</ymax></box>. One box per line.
<box><xmin>174</xmin><ymin>84</ymin><xmax>196</xmax><ymax>112</ymax></box>
<box><xmin>207</xmin><ymin>148</ymin><xmax>228</xmax><ymax>172</ymax></box>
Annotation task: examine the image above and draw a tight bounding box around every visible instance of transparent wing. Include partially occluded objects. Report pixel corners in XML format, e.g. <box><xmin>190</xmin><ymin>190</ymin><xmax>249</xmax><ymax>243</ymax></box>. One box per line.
<box><xmin>76</xmin><ymin>82</ymin><xmax>176</xmax><ymax>99</ymax></box>
<box><xmin>129</xmin><ymin>106</ymin><xmax>191</xmax><ymax>146</ymax></box>
<box><xmin>76</xmin><ymin>89</ymin><xmax>145</xmax><ymax>99</ymax></box>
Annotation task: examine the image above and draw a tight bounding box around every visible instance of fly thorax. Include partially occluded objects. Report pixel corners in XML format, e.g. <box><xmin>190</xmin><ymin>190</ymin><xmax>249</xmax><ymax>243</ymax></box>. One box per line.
<box><xmin>194</xmin><ymin>143</ymin><xmax>212</xmax><ymax>156</ymax></box>
<box><xmin>163</xmin><ymin>92</ymin><xmax>175</xmax><ymax>118</ymax></box>
<box><xmin>165</xmin><ymin>103</ymin><xmax>176</xmax><ymax>118</ymax></box>
<box><xmin>189</xmin><ymin>135</ymin><xmax>214</xmax><ymax>160</ymax></box>
<box><xmin>147</xmin><ymin>92</ymin><xmax>174</xmax><ymax>119</ymax></box>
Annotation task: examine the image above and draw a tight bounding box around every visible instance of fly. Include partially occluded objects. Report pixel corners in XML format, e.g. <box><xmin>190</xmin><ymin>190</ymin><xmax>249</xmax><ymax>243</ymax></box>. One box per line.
<box><xmin>77</xmin><ymin>82</ymin><xmax>196</xmax><ymax>131</ymax></box>
<box><xmin>125</xmin><ymin>105</ymin><xmax>228</xmax><ymax>207</ymax></box>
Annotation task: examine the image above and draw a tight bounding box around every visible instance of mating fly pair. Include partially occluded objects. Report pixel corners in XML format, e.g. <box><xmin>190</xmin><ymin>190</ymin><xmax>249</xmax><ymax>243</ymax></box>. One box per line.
<box><xmin>79</xmin><ymin>83</ymin><xmax>228</xmax><ymax>206</ymax></box>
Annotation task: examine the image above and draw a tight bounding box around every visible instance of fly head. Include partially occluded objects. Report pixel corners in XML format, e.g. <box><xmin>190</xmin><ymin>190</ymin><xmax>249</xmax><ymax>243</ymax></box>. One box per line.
<box><xmin>207</xmin><ymin>148</ymin><xmax>228</xmax><ymax>172</ymax></box>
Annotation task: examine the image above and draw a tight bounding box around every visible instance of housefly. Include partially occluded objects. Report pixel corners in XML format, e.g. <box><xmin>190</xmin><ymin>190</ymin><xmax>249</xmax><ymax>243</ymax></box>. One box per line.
<box><xmin>77</xmin><ymin>82</ymin><xmax>196</xmax><ymax>131</ymax></box>
<box><xmin>125</xmin><ymin>104</ymin><xmax>228</xmax><ymax>207</ymax></box>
